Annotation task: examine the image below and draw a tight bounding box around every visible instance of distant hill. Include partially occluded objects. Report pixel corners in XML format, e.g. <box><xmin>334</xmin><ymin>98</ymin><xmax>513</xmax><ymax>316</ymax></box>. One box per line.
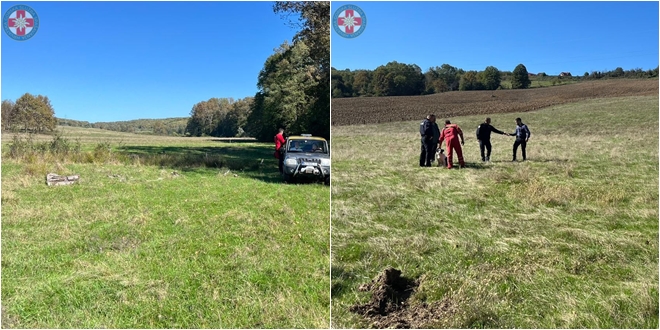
<box><xmin>57</xmin><ymin>117</ymin><xmax>189</xmax><ymax>136</ymax></box>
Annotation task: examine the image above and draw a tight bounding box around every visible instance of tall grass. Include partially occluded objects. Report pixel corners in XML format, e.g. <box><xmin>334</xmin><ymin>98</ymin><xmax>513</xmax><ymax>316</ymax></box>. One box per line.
<box><xmin>2</xmin><ymin>130</ymin><xmax>330</xmax><ymax>328</ymax></box>
<box><xmin>331</xmin><ymin>96</ymin><xmax>658</xmax><ymax>328</ymax></box>
<box><xmin>4</xmin><ymin>132</ymin><xmax>268</xmax><ymax>173</ymax></box>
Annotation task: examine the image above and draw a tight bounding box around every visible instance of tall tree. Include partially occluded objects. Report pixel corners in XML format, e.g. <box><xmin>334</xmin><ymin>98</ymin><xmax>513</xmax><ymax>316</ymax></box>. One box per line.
<box><xmin>12</xmin><ymin>93</ymin><xmax>56</xmax><ymax>133</ymax></box>
<box><xmin>186</xmin><ymin>97</ymin><xmax>235</xmax><ymax>136</ymax></box>
<box><xmin>459</xmin><ymin>71</ymin><xmax>482</xmax><ymax>91</ymax></box>
<box><xmin>244</xmin><ymin>92</ymin><xmax>266</xmax><ymax>139</ymax></box>
<box><xmin>274</xmin><ymin>2</ymin><xmax>329</xmax><ymax>140</ymax></box>
<box><xmin>274</xmin><ymin>2</ymin><xmax>329</xmax><ymax>75</ymax></box>
<box><xmin>479</xmin><ymin>66</ymin><xmax>502</xmax><ymax>90</ymax></box>
<box><xmin>217</xmin><ymin>97</ymin><xmax>252</xmax><ymax>137</ymax></box>
<box><xmin>437</xmin><ymin>64</ymin><xmax>462</xmax><ymax>91</ymax></box>
<box><xmin>372</xmin><ymin>61</ymin><xmax>424</xmax><ymax>96</ymax></box>
<box><xmin>244</xmin><ymin>2</ymin><xmax>330</xmax><ymax>141</ymax></box>
<box><xmin>511</xmin><ymin>64</ymin><xmax>531</xmax><ymax>89</ymax></box>
<box><xmin>35</xmin><ymin>95</ymin><xmax>56</xmax><ymax>132</ymax></box>
<box><xmin>1</xmin><ymin>99</ymin><xmax>16</xmax><ymax>131</ymax></box>
<box><xmin>352</xmin><ymin>70</ymin><xmax>372</xmax><ymax>96</ymax></box>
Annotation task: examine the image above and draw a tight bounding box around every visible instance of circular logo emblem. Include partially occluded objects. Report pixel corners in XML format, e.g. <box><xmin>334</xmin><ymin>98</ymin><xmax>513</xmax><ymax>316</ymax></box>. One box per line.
<box><xmin>3</xmin><ymin>5</ymin><xmax>39</xmax><ymax>41</ymax></box>
<box><xmin>333</xmin><ymin>4</ymin><xmax>366</xmax><ymax>39</ymax></box>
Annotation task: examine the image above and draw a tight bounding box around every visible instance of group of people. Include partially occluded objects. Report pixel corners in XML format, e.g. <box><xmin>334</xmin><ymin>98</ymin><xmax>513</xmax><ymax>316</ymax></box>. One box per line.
<box><xmin>419</xmin><ymin>115</ymin><xmax>531</xmax><ymax>168</ymax></box>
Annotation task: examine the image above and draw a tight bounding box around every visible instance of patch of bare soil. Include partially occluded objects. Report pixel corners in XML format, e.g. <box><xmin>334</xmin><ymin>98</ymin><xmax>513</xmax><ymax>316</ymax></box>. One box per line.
<box><xmin>332</xmin><ymin>79</ymin><xmax>659</xmax><ymax>126</ymax></box>
<box><xmin>2</xmin><ymin>305</ymin><xmax>20</xmax><ymax>328</ymax></box>
<box><xmin>350</xmin><ymin>267</ymin><xmax>457</xmax><ymax>328</ymax></box>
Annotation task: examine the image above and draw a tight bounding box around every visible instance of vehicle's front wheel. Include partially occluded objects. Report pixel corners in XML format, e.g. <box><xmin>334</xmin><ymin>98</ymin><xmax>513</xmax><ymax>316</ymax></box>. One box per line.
<box><xmin>324</xmin><ymin>177</ymin><xmax>330</xmax><ymax>186</ymax></box>
<box><xmin>283</xmin><ymin>173</ymin><xmax>293</xmax><ymax>184</ymax></box>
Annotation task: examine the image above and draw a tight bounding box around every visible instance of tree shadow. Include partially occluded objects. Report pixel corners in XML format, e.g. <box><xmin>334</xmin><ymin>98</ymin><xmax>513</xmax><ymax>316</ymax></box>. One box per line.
<box><xmin>432</xmin><ymin>161</ymin><xmax>491</xmax><ymax>170</ymax></box>
<box><xmin>116</xmin><ymin>144</ymin><xmax>285</xmax><ymax>184</ymax></box>
<box><xmin>207</xmin><ymin>138</ymin><xmax>258</xmax><ymax>144</ymax></box>
<box><xmin>331</xmin><ymin>265</ymin><xmax>358</xmax><ymax>299</ymax></box>
<box><xmin>488</xmin><ymin>158</ymin><xmax>570</xmax><ymax>164</ymax></box>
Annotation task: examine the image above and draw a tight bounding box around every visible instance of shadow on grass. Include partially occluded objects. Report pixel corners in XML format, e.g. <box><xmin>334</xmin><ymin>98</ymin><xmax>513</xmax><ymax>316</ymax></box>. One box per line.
<box><xmin>428</xmin><ymin>162</ymin><xmax>491</xmax><ymax>170</ymax></box>
<box><xmin>116</xmin><ymin>144</ymin><xmax>284</xmax><ymax>184</ymax></box>
<box><xmin>331</xmin><ymin>265</ymin><xmax>357</xmax><ymax>299</ymax></box>
<box><xmin>207</xmin><ymin>138</ymin><xmax>257</xmax><ymax>144</ymax></box>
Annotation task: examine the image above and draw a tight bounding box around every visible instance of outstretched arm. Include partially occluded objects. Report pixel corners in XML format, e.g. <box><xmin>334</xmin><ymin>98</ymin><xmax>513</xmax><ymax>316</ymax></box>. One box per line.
<box><xmin>509</xmin><ymin>127</ymin><xmax>517</xmax><ymax>137</ymax></box>
<box><xmin>492</xmin><ymin>126</ymin><xmax>506</xmax><ymax>135</ymax></box>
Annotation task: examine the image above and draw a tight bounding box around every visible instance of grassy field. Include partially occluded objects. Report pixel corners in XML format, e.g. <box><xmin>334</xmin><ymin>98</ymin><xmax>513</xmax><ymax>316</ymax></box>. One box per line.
<box><xmin>500</xmin><ymin>77</ymin><xmax>578</xmax><ymax>89</ymax></box>
<box><xmin>331</xmin><ymin>95</ymin><xmax>658</xmax><ymax>328</ymax></box>
<box><xmin>1</xmin><ymin>127</ymin><xmax>330</xmax><ymax>328</ymax></box>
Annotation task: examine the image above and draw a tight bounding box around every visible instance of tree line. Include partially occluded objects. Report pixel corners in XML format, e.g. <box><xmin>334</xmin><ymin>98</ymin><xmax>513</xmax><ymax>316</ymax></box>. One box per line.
<box><xmin>332</xmin><ymin>62</ymin><xmax>659</xmax><ymax>98</ymax></box>
<box><xmin>185</xmin><ymin>97</ymin><xmax>252</xmax><ymax>137</ymax></box>
<box><xmin>58</xmin><ymin>117</ymin><xmax>189</xmax><ymax>136</ymax></box>
<box><xmin>244</xmin><ymin>2</ymin><xmax>329</xmax><ymax>141</ymax></box>
<box><xmin>188</xmin><ymin>2</ymin><xmax>329</xmax><ymax>141</ymax></box>
<box><xmin>186</xmin><ymin>2</ymin><xmax>329</xmax><ymax>141</ymax></box>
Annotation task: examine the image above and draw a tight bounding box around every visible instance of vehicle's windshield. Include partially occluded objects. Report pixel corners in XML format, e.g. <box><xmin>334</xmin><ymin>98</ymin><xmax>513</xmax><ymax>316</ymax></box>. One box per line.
<box><xmin>287</xmin><ymin>139</ymin><xmax>328</xmax><ymax>153</ymax></box>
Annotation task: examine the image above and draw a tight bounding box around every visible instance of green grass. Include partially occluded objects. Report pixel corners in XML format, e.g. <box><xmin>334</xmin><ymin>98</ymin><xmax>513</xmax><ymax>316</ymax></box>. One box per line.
<box><xmin>1</xmin><ymin>129</ymin><xmax>330</xmax><ymax>328</ymax></box>
<box><xmin>330</xmin><ymin>95</ymin><xmax>658</xmax><ymax>328</ymax></box>
<box><xmin>500</xmin><ymin>77</ymin><xmax>578</xmax><ymax>89</ymax></box>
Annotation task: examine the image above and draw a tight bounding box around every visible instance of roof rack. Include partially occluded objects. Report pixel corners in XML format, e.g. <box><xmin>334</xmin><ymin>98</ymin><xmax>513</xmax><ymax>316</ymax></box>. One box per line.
<box><xmin>300</xmin><ymin>134</ymin><xmax>312</xmax><ymax>137</ymax></box>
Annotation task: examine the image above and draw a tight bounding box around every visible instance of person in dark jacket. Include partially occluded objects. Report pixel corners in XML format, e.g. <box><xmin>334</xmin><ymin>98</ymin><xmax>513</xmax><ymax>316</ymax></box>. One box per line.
<box><xmin>419</xmin><ymin>114</ymin><xmax>440</xmax><ymax>167</ymax></box>
<box><xmin>476</xmin><ymin>117</ymin><xmax>507</xmax><ymax>162</ymax></box>
<box><xmin>509</xmin><ymin>117</ymin><xmax>531</xmax><ymax>161</ymax></box>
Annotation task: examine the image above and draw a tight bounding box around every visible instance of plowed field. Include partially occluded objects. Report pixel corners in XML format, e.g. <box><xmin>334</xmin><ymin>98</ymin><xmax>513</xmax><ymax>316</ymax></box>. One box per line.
<box><xmin>331</xmin><ymin>79</ymin><xmax>658</xmax><ymax>126</ymax></box>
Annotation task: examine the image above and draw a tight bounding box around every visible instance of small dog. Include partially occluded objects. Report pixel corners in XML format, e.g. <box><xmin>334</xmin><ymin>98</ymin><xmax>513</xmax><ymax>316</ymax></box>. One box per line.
<box><xmin>436</xmin><ymin>148</ymin><xmax>447</xmax><ymax>167</ymax></box>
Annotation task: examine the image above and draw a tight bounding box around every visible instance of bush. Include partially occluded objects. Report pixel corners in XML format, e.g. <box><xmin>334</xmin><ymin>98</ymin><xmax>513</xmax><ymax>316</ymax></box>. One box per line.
<box><xmin>92</xmin><ymin>142</ymin><xmax>114</xmax><ymax>163</ymax></box>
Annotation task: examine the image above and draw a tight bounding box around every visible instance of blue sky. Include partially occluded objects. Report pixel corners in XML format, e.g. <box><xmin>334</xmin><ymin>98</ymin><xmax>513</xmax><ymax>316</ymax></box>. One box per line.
<box><xmin>331</xmin><ymin>1</ymin><xmax>659</xmax><ymax>75</ymax></box>
<box><xmin>1</xmin><ymin>1</ymin><xmax>299</xmax><ymax>122</ymax></box>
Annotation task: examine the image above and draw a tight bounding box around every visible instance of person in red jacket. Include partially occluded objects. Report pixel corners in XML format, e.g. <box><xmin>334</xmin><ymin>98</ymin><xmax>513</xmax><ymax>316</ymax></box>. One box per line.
<box><xmin>274</xmin><ymin>128</ymin><xmax>286</xmax><ymax>173</ymax></box>
<box><xmin>438</xmin><ymin>120</ymin><xmax>465</xmax><ymax>169</ymax></box>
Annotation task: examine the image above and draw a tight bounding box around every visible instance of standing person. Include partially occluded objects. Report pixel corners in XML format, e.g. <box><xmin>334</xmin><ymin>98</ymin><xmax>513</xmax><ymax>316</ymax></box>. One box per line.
<box><xmin>274</xmin><ymin>128</ymin><xmax>286</xmax><ymax>173</ymax></box>
<box><xmin>439</xmin><ymin>120</ymin><xmax>465</xmax><ymax>169</ymax></box>
<box><xmin>509</xmin><ymin>117</ymin><xmax>531</xmax><ymax>161</ymax></box>
<box><xmin>419</xmin><ymin>114</ymin><xmax>440</xmax><ymax>167</ymax></box>
<box><xmin>476</xmin><ymin>117</ymin><xmax>507</xmax><ymax>162</ymax></box>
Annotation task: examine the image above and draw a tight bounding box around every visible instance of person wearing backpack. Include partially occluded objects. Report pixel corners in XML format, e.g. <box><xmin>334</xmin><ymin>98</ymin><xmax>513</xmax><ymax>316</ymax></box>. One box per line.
<box><xmin>509</xmin><ymin>117</ymin><xmax>531</xmax><ymax>161</ymax></box>
<box><xmin>439</xmin><ymin>120</ymin><xmax>465</xmax><ymax>169</ymax></box>
<box><xmin>476</xmin><ymin>117</ymin><xmax>507</xmax><ymax>162</ymax></box>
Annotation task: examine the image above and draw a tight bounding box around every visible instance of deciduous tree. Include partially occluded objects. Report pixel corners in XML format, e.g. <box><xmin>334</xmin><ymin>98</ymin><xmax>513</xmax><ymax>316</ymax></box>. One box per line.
<box><xmin>511</xmin><ymin>64</ymin><xmax>531</xmax><ymax>89</ymax></box>
<box><xmin>1</xmin><ymin>99</ymin><xmax>15</xmax><ymax>131</ymax></box>
<box><xmin>479</xmin><ymin>66</ymin><xmax>501</xmax><ymax>90</ymax></box>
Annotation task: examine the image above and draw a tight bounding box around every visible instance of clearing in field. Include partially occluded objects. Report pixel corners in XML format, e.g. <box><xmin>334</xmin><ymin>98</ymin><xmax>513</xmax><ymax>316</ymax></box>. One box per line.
<box><xmin>331</xmin><ymin>94</ymin><xmax>658</xmax><ymax>328</ymax></box>
<box><xmin>1</xmin><ymin>127</ymin><xmax>330</xmax><ymax>328</ymax></box>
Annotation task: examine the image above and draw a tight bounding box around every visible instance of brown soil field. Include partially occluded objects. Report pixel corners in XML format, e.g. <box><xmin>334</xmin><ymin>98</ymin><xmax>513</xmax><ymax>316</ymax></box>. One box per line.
<box><xmin>331</xmin><ymin>79</ymin><xmax>659</xmax><ymax>126</ymax></box>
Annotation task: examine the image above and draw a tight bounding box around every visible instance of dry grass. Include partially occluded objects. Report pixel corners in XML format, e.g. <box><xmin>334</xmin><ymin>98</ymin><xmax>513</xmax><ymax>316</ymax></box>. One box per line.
<box><xmin>331</xmin><ymin>95</ymin><xmax>658</xmax><ymax>328</ymax></box>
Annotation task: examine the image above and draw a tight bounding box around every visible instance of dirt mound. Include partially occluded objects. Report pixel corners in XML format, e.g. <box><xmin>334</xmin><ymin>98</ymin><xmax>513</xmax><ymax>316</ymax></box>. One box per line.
<box><xmin>350</xmin><ymin>267</ymin><xmax>456</xmax><ymax>328</ymax></box>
